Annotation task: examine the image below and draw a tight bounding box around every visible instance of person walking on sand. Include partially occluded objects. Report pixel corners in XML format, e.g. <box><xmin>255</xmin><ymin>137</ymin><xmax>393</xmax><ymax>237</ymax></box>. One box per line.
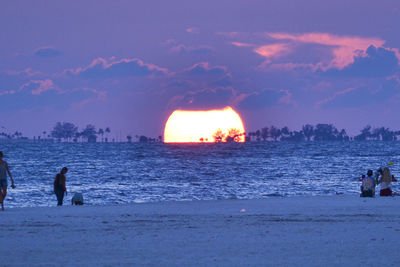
<box><xmin>54</xmin><ymin>167</ymin><xmax>68</xmax><ymax>206</ymax></box>
<box><xmin>0</xmin><ymin>151</ymin><xmax>15</xmax><ymax>211</ymax></box>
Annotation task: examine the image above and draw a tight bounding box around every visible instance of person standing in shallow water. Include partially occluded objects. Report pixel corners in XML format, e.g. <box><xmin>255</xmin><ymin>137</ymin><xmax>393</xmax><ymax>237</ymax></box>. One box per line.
<box><xmin>0</xmin><ymin>151</ymin><xmax>15</xmax><ymax>211</ymax></box>
<box><xmin>54</xmin><ymin>167</ymin><xmax>68</xmax><ymax>206</ymax></box>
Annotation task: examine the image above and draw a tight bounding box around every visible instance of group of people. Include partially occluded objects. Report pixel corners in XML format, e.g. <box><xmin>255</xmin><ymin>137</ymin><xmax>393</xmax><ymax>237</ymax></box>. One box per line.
<box><xmin>360</xmin><ymin>166</ymin><xmax>398</xmax><ymax>197</ymax></box>
<box><xmin>0</xmin><ymin>151</ymin><xmax>83</xmax><ymax>211</ymax></box>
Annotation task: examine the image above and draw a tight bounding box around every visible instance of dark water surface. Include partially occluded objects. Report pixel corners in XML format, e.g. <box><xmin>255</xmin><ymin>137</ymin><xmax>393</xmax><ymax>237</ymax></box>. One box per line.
<box><xmin>1</xmin><ymin>141</ymin><xmax>399</xmax><ymax>207</ymax></box>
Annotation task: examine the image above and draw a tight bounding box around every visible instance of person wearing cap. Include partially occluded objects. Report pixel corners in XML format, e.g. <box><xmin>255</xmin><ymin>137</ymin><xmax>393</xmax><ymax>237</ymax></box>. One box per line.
<box><xmin>0</xmin><ymin>151</ymin><xmax>15</xmax><ymax>211</ymax></box>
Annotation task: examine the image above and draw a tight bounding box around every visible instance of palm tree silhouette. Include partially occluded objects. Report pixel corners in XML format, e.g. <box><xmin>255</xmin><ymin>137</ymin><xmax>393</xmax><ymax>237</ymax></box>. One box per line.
<box><xmin>302</xmin><ymin>124</ymin><xmax>314</xmax><ymax>141</ymax></box>
<box><xmin>98</xmin><ymin>128</ymin><xmax>104</xmax><ymax>142</ymax></box>
<box><xmin>213</xmin><ymin>129</ymin><xmax>226</xmax><ymax>142</ymax></box>
<box><xmin>105</xmin><ymin>127</ymin><xmax>111</xmax><ymax>142</ymax></box>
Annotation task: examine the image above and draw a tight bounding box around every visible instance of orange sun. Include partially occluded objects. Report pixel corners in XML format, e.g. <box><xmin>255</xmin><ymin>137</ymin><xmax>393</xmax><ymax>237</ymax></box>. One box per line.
<box><xmin>164</xmin><ymin>106</ymin><xmax>245</xmax><ymax>143</ymax></box>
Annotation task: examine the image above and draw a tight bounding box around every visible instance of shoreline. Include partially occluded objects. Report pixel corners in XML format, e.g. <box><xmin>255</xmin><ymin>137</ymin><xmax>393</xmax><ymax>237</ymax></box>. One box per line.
<box><xmin>2</xmin><ymin>195</ymin><xmax>400</xmax><ymax>266</ymax></box>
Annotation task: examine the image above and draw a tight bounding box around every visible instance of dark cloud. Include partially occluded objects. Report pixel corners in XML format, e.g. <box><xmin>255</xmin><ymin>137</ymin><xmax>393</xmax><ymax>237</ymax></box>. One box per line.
<box><xmin>326</xmin><ymin>46</ymin><xmax>399</xmax><ymax>77</ymax></box>
<box><xmin>183</xmin><ymin>62</ymin><xmax>227</xmax><ymax>76</ymax></box>
<box><xmin>68</xmin><ymin>58</ymin><xmax>167</xmax><ymax>79</ymax></box>
<box><xmin>211</xmin><ymin>75</ymin><xmax>233</xmax><ymax>87</ymax></box>
<box><xmin>165</xmin><ymin>62</ymin><xmax>231</xmax><ymax>93</ymax></box>
<box><xmin>170</xmin><ymin>44</ymin><xmax>214</xmax><ymax>55</ymax></box>
<box><xmin>0</xmin><ymin>79</ymin><xmax>103</xmax><ymax>112</ymax></box>
<box><xmin>317</xmin><ymin>79</ymin><xmax>400</xmax><ymax>108</ymax></box>
<box><xmin>34</xmin><ymin>47</ymin><xmax>61</xmax><ymax>58</ymax></box>
<box><xmin>238</xmin><ymin>89</ymin><xmax>292</xmax><ymax>109</ymax></box>
<box><xmin>170</xmin><ymin>87</ymin><xmax>236</xmax><ymax>109</ymax></box>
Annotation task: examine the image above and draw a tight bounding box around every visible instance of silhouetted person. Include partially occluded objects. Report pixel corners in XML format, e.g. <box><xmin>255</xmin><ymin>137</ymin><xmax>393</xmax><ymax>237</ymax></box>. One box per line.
<box><xmin>54</xmin><ymin>167</ymin><xmax>68</xmax><ymax>206</ymax></box>
<box><xmin>360</xmin><ymin>170</ymin><xmax>376</xmax><ymax>197</ymax></box>
<box><xmin>377</xmin><ymin>167</ymin><xmax>397</xmax><ymax>196</ymax></box>
<box><xmin>0</xmin><ymin>151</ymin><xmax>15</xmax><ymax>211</ymax></box>
<box><xmin>71</xmin><ymin>193</ymin><xmax>84</xmax><ymax>205</ymax></box>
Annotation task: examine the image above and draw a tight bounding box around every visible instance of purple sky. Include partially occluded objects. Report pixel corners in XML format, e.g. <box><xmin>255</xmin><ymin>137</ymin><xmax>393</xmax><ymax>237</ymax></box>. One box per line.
<box><xmin>1</xmin><ymin>0</ymin><xmax>400</xmax><ymax>138</ymax></box>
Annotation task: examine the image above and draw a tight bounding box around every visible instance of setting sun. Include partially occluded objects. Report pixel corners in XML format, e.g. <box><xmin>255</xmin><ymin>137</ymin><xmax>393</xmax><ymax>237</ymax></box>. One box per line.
<box><xmin>164</xmin><ymin>107</ymin><xmax>245</xmax><ymax>143</ymax></box>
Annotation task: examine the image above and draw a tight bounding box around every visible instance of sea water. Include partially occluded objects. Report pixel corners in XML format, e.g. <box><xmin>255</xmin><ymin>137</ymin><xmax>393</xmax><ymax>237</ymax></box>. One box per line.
<box><xmin>1</xmin><ymin>141</ymin><xmax>399</xmax><ymax>207</ymax></box>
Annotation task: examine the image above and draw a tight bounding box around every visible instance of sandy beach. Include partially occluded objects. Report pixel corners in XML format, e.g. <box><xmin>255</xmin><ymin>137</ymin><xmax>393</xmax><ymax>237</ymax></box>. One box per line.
<box><xmin>2</xmin><ymin>195</ymin><xmax>400</xmax><ymax>266</ymax></box>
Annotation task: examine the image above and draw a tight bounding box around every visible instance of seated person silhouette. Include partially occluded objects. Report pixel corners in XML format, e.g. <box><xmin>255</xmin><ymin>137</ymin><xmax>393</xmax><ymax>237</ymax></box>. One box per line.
<box><xmin>71</xmin><ymin>193</ymin><xmax>84</xmax><ymax>205</ymax></box>
<box><xmin>360</xmin><ymin>170</ymin><xmax>376</xmax><ymax>197</ymax></box>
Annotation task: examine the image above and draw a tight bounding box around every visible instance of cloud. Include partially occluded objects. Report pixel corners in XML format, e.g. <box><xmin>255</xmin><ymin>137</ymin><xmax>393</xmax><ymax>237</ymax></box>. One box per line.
<box><xmin>238</xmin><ymin>89</ymin><xmax>295</xmax><ymax>109</ymax></box>
<box><xmin>163</xmin><ymin>38</ymin><xmax>214</xmax><ymax>55</ymax></box>
<box><xmin>18</xmin><ymin>79</ymin><xmax>59</xmax><ymax>95</ymax></box>
<box><xmin>315</xmin><ymin>87</ymin><xmax>357</xmax><ymax>108</ymax></box>
<box><xmin>34</xmin><ymin>46</ymin><xmax>61</xmax><ymax>58</ymax></box>
<box><xmin>230</xmin><ymin>32</ymin><xmax>399</xmax><ymax>74</ymax></box>
<box><xmin>0</xmin><ymin>68</ymin><xmax>45</xmax><ymax>95</ymax></box>
<box><xmin>326</xmin><ymin>45</ymin><xmax>399</xmax><ymax>77</ymax></box>
<box><xmin>316</xmin><ymin>79</ymin><xmax>400</xmax><ymax>108</ymax></box>
<box><xmin>231</xmin><ymin>42</ymin><xmax>254</xmax><ymax>48</ymax></box>
<box><xmin>0</xmin><ymin>77</ymin><xmax>105</xmax><ymax>112</ymax></box>
<box><xmin>211</xmin><ymin>75</ymin><xmax>233</xmax><ymax>87</ymax></box>
<box><xmin>266</xmin><ymin>32</ymin><xmax>387</xmax><ymax>70</ymax></box>
<box><xmin>5</xmin><ymin>68</ymin><xmax>42</xmax><ymax>77</ymax></box>
<box><xmin>253</xmin><ymin>43</ymin><xmax>292</xmax><ymax>66</ymax></box>
<box><xmin>264</xmin><ymin>62</ymin><xmax>318</xmax><ymax>72</ymax></box>
<box><xmin>182</xmin><ymin>62</ymin><xmax>228</xmax><ymax>76</ymax></box>
<box><xmin>164</xmin><ymin>62</ymin><xmax>230</xmax><ymax>92</ymax></box>
<box><xmin>169</xmin><ymin>44</ymin><xmax>214</xmax><ymax>55</ymax></box>
<box><xmin>163</xmin><ymin>62</ymin><xmax>232</xmax><ymax>96</ymax></box>
<box><xmin>66</xmin><ymin>57</ymin><xmax>167</xmax><ymax>79</ymax></box>
<box><xmin>0</xmin><ymin>89</ymin><xmax>16</xmax><ymax>96</ymax></box>
<box><xmin>69</xmin><ymin>88</ymin><xmax>107</xmax><ymax>108</ymax></box>
<box><xmin>168</xmin><ymin>87</ymin><xmax>238</xmax><ymax>109</ymax></box>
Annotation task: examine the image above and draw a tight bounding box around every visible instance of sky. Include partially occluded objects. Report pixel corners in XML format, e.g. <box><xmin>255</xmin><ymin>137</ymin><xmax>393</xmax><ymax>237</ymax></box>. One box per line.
<box><xmin>1</xmin><ymin>0</ymin><xmax>400</xmax><ymax>138</ymax></box>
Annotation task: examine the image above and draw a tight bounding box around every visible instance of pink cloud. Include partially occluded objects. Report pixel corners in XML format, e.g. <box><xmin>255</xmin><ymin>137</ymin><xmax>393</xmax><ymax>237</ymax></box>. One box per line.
<box><xmin>5</xmin><ymin>68</ymin><xmax>42</xmax><ymax>77</ymax></box>
<box><xmin>0</xmin><ymin>90</ymin><xmax>16</xmax><ymax>96</ymax></box>
<box><xmin>231</xmin><ymin>42</ymin><xmax>254</xmax><ymax>48</ymax></box>
<box><xmin>267</xmin><ymin>32</ymin><xmax>386</xmax><ymax>70</ymax></box>
<box><xmin>253</xmin><ymin>43</ymin><xmax>292</xmax><ymax>67</ymax></box>
<box><xmin>181</xmin><ymin>62</ymin><xmax>228</xmax><ymax>76</ymax></box>
<box><xmin>66</xmin><ymin>57</ymin><xmax>168</xmax><ymax>77</ymax></box>
<box><xmin>278</xmin><ymin>89</ymin><xmax>296</xmax><ymax>106</ymax></box>
<box><xmin>18</xmin><ymin>79</ymin><xmax>59</xmax><ymax>95</ymax></box>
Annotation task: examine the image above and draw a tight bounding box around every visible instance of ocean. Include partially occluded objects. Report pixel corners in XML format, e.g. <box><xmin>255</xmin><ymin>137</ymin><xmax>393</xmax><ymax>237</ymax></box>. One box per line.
<box><xmin>1</xmin><ymin>141</ymin><xmax>399</xmax><ymax>207</ymax></box>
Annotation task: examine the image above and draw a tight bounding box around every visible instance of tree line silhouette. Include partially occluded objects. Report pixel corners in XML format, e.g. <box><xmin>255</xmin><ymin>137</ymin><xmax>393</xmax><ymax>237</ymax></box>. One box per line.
<box><xmin>246</xmin><ymin>124</ymin><xmax>399</xmax><ymax>142</ymax></box>
<box><xmin>1</xmin><ymin>122</ymin><xmax>400</xmax><ymax>143</ymax></box>
<box><xmin>246</xmin><ymin>124</ymin><xmax>349</xmax><ymax>142</ymax></box>
<box><xmin>49</xmin><ymin>122</ymin><xmax>111</xmax><ymax>142</ymax></box>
